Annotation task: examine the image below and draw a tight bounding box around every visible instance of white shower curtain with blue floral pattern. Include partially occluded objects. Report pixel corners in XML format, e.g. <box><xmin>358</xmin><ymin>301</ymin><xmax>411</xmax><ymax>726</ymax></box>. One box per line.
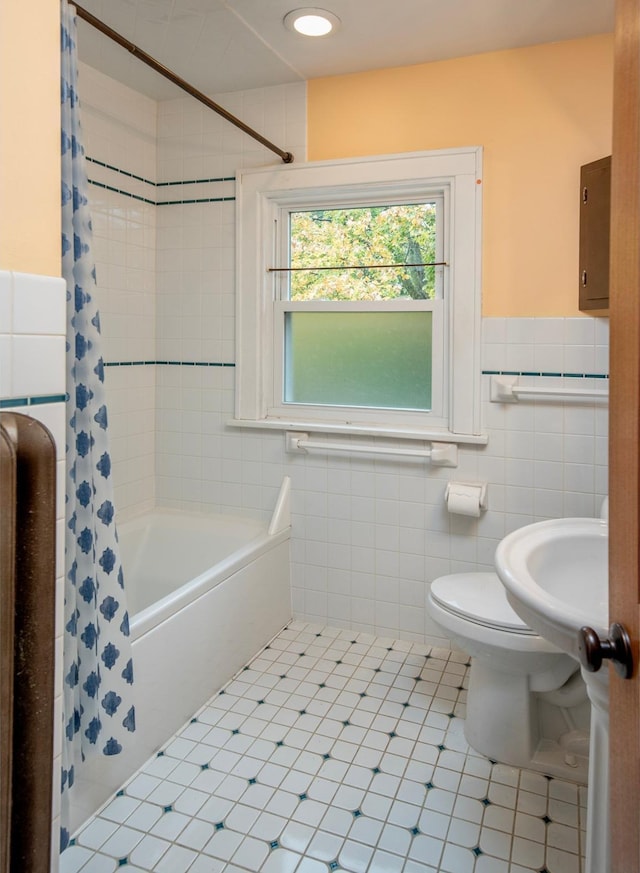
<box><xmin>61</xmin><ymin>0</ymin><xmax>135</xmax><ymax>848</ymax></box>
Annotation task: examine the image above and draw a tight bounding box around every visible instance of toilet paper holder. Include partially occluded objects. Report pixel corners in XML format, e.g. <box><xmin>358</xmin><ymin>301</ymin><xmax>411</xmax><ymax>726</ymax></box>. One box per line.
<box><xmin>445</xmin><ymin>481</ymin><xmax>488</xmax><ymax>516</ymax></box>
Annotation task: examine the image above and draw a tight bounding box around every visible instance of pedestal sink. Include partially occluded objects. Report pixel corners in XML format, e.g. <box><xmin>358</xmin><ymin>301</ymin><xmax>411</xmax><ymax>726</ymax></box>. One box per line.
<box><xmin>495</xmin><ymin>517</ymin><xmax>609</xmax><ymax>873</ymax></box>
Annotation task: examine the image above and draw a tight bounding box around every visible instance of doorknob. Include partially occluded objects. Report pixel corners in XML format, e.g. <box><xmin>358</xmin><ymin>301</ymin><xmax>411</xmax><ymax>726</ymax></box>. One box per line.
<box><xmin>577</xmin><ymin>623</ymin><xmax>634</xmax><ymax>679</ymax></box>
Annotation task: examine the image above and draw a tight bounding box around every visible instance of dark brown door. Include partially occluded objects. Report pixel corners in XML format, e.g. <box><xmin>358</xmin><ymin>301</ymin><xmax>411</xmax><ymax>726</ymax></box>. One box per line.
<box><xmin>609</xmin><ymin>1</ymin><xmax>640</xmax><ymax>870</ymax></box>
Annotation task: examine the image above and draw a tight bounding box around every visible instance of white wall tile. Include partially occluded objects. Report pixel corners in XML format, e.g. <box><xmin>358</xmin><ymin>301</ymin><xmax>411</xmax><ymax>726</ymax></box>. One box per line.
<box><xmin>594</xmin><ymin>316</ymin><xmax>609</xmax><ymax>346</ymax></box>
<box><xmin>12</xmin><ymin>272</ymin><xmax>66</xmax><ymax>335</ymax></box>
<box><xmin>0</xmin><ymin>270</ymin><xmax>12</xmax><ymax>330</ymax></box>
<box><xmin>30</xmin><ymin>401</ymin><xmax>67</xmax><ymax>462</ymax></box>
<box><xmin>564</xmin><ymin>317</ymin><xmax>595</xmax><ymax>346</ymax></box>
<box><xmin>0</xmin><ymin>335</ymin><xmax>12</xmax><ymax>398</ymax></box>
<box><xmin>564</xmin><ymin>345</ymin><xmax>595</xmax><ymax>373</ymax></box>
<box><xmin>12</xmin><ymin>335</ymin><xmax>66</xmax><ymax>397</ymax></box>
<box><xmin>533</xmin><ymin>344</ymin><xmax>563</xmax><ymax>373</ymax></box>
<box><xmin>533</xmin><ymin>318</ymin><xmax>565</xmax><ymax>345</ymax></box>
<box><xmin>506</xmin><ymin>317</ymin><xmax>536</xmax><ymax>345</ymax></box>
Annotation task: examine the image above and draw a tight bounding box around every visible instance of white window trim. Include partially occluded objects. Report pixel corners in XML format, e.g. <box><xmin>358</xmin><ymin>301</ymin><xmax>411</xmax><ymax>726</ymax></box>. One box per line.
<box><xmin>232</xmin><ymin>147</ymin><xmax>486</xmax><ymax>444</ymax></box>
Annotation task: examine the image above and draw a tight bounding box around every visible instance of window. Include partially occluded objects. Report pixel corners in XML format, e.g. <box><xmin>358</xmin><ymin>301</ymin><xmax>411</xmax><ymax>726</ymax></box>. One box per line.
<box><xmin>281</xmin><ymin>200</ymin><xmax>442</xmax><ymax>413</ymax></box>
<box><xmin>234</xmin><ymin>148</ymin><xmax>484</xmax><ymax>442</ymax></box>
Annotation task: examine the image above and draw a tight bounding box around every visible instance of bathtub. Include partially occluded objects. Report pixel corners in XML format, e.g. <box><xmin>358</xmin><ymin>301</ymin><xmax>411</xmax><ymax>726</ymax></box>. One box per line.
<box><xmin>68</xmin><ymin>479</ymin><xmax>292</xmax><ymax>834</ymax></box>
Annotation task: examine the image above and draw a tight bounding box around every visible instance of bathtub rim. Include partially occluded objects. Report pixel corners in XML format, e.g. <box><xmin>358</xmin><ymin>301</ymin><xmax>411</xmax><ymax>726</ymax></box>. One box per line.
<box><xmin>126</xmin><ymin>513</ymin><xmax>290</xmax><ymax>642</ymax></box>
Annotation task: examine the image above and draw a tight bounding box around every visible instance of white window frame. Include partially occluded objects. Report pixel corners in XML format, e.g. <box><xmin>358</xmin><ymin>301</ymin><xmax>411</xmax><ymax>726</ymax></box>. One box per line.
<box><xmin>233</xmin><ymin>147</ymin><xmax>485</xmax><ymax>443</ymax></box>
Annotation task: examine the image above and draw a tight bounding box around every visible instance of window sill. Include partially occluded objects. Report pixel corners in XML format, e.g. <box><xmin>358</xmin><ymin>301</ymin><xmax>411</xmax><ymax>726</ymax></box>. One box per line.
<box><xmin>227</xmin><ymin>417</ymin><xmax>488</xmax><ymax>446</ymax></box>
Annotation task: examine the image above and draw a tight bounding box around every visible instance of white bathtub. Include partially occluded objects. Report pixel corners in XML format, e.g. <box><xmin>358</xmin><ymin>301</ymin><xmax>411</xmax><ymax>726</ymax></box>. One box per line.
<box><xmin>68</xmin><ymin>481</ymin><xmax>292</xmax><ymax>834</ymax></box>
<box><xmin>123</xmin><ymin>509</ymin><xmax>288</xmax><ymax>639</ymax></box>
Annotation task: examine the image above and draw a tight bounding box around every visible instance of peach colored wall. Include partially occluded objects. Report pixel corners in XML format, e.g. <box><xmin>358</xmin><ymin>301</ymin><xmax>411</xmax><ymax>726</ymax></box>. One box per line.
<box><xmin>308</xmin><ymin>36</ymin><xmax>613</xmax><ymax>316</ymax></box>
<box><xmin>0</xmin><ymin>1</ymin><xmax>60</xmax><ymax>276</ymax></box>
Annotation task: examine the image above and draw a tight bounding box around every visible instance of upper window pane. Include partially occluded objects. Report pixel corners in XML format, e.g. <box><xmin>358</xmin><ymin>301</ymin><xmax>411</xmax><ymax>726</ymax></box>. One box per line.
<box><xmin>289</xmin><ymin>203</ymin><xmax>438</xmax><ymax>301</ymax></box>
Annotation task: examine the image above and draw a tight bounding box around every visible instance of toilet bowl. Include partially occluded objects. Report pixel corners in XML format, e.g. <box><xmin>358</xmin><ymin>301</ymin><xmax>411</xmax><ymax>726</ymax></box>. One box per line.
<box><xmin>427</xmin><ymin>571</ymin><xmax>587</xmax><ymax>778</ymax></box>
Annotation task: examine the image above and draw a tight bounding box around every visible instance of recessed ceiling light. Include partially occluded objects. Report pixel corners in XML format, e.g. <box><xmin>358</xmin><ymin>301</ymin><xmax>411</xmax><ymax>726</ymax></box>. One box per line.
<box><xmin>283</xmin><ymin>8</ymin><xmax>341</xmax><ymax>37</ymax></box>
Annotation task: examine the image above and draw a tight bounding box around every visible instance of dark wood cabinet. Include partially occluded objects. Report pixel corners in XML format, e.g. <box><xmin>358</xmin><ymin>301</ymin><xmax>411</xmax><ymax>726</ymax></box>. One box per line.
<box><xmin>579</xmin><ymin>155</ymin><xmax>611</xmax><ymax>312</ymax></box>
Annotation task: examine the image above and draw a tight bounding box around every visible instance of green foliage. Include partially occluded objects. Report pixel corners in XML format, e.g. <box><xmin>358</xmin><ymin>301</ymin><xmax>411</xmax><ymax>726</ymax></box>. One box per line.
<box><xmin>289</xmin><ymin>203</ymin><xmax>437</xmax><ymax>301</ymax></box>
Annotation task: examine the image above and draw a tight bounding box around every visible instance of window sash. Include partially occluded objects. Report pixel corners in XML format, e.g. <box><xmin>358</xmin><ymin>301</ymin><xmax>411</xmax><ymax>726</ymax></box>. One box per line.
<box><xmin>283</xmin><ymin>196</ymin><xmax>445</xmax><ymax>304</ymax></box>
<box><xmin>270</xmin><ymin>299</ymin><xmax>445</xmax><ymax>426</ymax></box>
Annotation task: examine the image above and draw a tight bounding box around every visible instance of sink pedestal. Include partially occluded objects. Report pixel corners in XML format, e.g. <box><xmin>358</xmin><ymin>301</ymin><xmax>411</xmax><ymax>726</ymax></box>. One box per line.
<box><xmin>582</xmin><ymin>668</ymin><xmax>609</xmax><ymax>873</ymax></box>
<box><xmin>494</xmin><ymin>517</ymin><xmax>610</xmax><ymax>873</ymax></box>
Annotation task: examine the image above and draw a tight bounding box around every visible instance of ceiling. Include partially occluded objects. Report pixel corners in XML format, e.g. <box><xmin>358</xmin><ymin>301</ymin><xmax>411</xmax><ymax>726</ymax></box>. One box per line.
<box><xmin>75</xmin><ymin>0</ymin><xmax>615</xmax><ymax>101</ymax></box>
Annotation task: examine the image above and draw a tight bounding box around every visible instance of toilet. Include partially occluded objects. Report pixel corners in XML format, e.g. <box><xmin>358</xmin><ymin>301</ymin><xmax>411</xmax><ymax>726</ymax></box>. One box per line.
<box><xmin>427</xmin><ymin>571</ymin><xmax>588</xmax><ymax>778</ymax></box>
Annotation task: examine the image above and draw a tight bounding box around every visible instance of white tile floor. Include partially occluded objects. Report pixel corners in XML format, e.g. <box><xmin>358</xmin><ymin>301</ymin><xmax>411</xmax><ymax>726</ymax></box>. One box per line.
<box><xmin>61</xmin><ymin>622</ymin><xmax>587</xmax><ymax>873</ymax></box>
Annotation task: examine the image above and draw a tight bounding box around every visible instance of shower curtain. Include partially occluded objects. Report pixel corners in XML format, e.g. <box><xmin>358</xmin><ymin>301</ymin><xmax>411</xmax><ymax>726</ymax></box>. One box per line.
<box><xmin>60</xmin><ymin>0</ymin><xmax>135</xmax><ymax>848</ymax></box>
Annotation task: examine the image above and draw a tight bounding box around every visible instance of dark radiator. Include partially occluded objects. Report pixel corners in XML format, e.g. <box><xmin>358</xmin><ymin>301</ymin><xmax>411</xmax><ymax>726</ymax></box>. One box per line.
<box><xmin>0</xmin><ymin>413</ymin><xmax>56</xmax><ymax>873</ymax></box>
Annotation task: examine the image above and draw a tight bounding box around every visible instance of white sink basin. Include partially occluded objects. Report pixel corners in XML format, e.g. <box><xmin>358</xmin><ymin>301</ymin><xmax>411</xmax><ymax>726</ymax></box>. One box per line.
<box><xmin>495</xmin><ymin>517</ymin><xmax>608</xmax><ymax>661</ymax></box>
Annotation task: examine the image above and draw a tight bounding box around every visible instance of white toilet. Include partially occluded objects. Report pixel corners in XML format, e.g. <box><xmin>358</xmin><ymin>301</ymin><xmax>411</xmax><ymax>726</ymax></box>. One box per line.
<box><xmin>427</xmin><ymin>571</ymin><xmax>588</xmax><ymax>778</ymax></box>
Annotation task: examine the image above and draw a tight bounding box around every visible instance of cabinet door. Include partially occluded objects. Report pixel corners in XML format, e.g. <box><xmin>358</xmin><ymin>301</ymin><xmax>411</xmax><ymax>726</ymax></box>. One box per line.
<box><xmin>579</xmin><ymin>155</ymin><xmax>611</xmax><ymax>311</ymax></box>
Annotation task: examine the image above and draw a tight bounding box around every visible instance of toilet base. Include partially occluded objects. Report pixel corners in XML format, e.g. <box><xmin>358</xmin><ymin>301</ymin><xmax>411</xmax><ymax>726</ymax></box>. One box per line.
<box><xmin>530</xmin><ymin>737</ymin><xmax>589</xmax><ymax>783</ymax></box>
<box><xmin>465</xmin><ymin>660</ymin><xmax>589</xmax><ymax>782</ymax></box>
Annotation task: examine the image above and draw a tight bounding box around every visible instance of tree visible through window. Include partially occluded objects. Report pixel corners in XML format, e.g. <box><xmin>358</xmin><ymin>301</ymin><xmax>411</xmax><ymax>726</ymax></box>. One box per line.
<box><xmin>289</xmin><ymin>203</ymin><xmax>438</xmax><ymax>301</ymax></box>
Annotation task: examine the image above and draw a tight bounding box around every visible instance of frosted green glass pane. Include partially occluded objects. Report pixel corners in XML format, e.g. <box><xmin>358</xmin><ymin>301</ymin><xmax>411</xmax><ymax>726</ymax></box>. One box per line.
<box><xmin>284</xmin><ymin>311</ymin><xmax>432</xmax><ymax>410</ymax></box>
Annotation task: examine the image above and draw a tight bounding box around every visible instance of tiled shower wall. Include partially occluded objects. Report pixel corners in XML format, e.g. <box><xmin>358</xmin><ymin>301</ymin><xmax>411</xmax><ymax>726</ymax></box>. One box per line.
<box><xmin>80</xmin><ymin>65</ymin><xmax>609</xmax><ymax>647</ymax></box>
<box><xmin>80</xmin><ymin>62</ymin><xmax>157</xmax><ymax>518</ymax></box>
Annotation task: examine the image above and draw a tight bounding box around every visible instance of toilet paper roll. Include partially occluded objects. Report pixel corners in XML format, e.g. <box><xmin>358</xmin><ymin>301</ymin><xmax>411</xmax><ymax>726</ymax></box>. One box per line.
<box><xmin>445</xmin><ymin>482</ymin><xmax>486</xmax><ymax>517</ymax></box>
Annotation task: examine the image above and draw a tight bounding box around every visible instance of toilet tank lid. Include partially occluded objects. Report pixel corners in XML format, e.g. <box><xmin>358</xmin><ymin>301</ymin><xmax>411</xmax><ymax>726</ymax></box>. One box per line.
<box><xmin>430</xmin><ymin>572</ymin><xmax>536</xmax><ymax>634</ymax></box>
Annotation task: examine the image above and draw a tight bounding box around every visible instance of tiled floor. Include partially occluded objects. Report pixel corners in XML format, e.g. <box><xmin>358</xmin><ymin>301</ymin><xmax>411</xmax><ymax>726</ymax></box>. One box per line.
<box><xmin>61</xmin><ymin>622</ymin><xmax>586</xmax><ymax>873</ymax></box>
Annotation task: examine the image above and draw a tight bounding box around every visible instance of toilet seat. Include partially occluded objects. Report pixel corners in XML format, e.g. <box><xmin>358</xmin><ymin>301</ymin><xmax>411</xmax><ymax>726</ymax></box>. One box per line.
<box><xmin>430</xmin><ymin>572</ymin><xmax>538</xmax><ymax>636</ymax></box>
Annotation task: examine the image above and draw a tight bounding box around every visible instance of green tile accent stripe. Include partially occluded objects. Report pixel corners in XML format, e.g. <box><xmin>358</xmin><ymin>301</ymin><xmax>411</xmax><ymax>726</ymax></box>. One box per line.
<box><xmin>156</xmin><ymin>176</ymin><xmax>236</xmax><ymax>187</ymax></box>
<box><xmin>104</xmin><ymin>361</ymin><xmax>235</xmax><ymax>368</ymax></box>
<box><xmin>0</xmin><ymin>393</ymin><xmax>67</xmax><ymax>409</ymax></box>
<box><xmin>88</xmin><ymin>179</ymin><xmax>156</xmax><ymax>206</ymax></box>
<box><xmin>155</xmin><ymin>196</ymin><xmax>235</xmax><ymax>206</ymax></box>
<box><xmin>88</xmin><ymin>179</ymin><xmax>235</xmax><ymax>206</ymax></box>
<box><xmin>86</xmin><ymin>157</ymin><xmax>156</xmax><ymax>187</ymax></box>
<box><xmin>86</xmin><ymin>155</ymin><xmax>236</xmax><ymax>206</ymax></box>
<box><xmin>0</xmin><ymin>397</ymin><xmax>28</xmax><ymax>408</ymax></box>
<box><xmin>482</xmin><ymin>370</ymin><xmax>608</xmax><ymax>379</ymax></box>
<box><xmin>103</xmin><ymin>361</ymin><xmax>157</xmax><ymax>366</ymax></box>
<box><xmin>86</xmin><ymin>157</ymin><xmax>235</xmax><ymax>188</ymax></box>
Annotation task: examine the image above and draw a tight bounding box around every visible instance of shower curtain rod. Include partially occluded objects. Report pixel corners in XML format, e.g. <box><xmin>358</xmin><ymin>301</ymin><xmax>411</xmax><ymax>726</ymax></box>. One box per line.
<box><xmin>73</xmin><ymin>3</ymin><xmax>294</xmax><ymax>164</ymax></box>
